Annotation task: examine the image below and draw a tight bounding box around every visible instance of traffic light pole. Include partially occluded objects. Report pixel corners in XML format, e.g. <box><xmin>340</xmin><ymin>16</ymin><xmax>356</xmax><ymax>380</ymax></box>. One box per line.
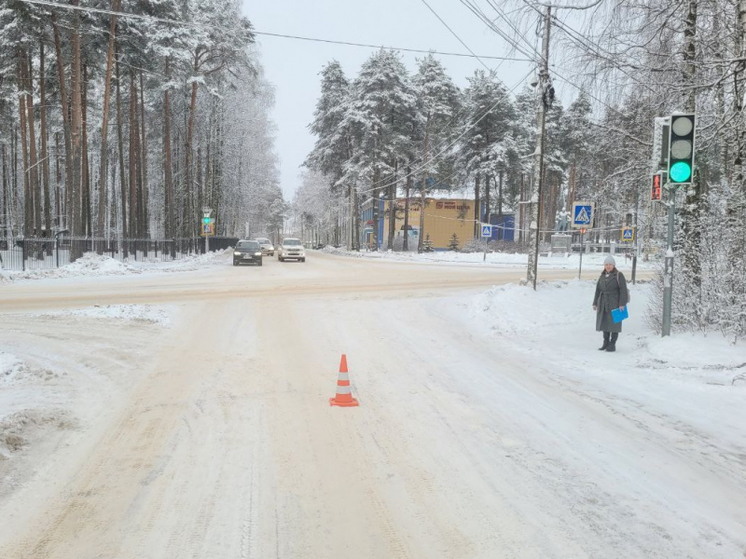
<box><xmin>632</xmin><ymin>185</ymin><xmax>639</xmax><ymax>284</ymax></box>
<box><xmin>662</xmin><ymin>182</ymin><xmax>675</xmax><ymax>337</ymax></box>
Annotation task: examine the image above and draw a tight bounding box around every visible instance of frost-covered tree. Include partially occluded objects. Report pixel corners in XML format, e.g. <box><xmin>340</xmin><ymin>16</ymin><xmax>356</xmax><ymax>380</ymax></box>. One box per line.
<box><xmin>0</xmin><ymin>0</ymin><xmax>279</xmax><ymax>258</ymax></box>
<box><xmin>305</xmin><ymin>61</ymin><xmax>357</xmax><ymax>248</ymax></box>
<box><xmin>341</xmin><ymin>50</ymin><xmax>416</xmax><ymax>250</ymax></box>
<box><xmin>411</xmin><ymin>54</ymin><xmax>461</xmax><ymax>251</ymax></box>
<box><xmin>459</xmin><ymin>70</ymin><xmax>516</xmax><ymax>238</ymax></box>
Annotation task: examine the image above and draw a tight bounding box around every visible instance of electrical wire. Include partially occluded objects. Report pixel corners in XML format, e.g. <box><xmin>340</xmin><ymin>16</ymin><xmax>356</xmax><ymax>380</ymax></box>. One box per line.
<box><xmin>17</xmin><ymin>0</ymin><xmax>532</xmax><ymax>62</ymax></box>
<box><xmin>469</xmin><ymin>0</ymin><xmax>634</xmax><ymax>121</ymax></box>
<box><xmin>367</xmin><ymin>0</ymin><xmax>525</xmax><ymax>189</ymax></box>
<box><xmin>351</xmin><ymin>66</ymin><xmax>534</xmax><ymax>198</ymax></box>
<box><xmin>419</xmin><ymin>0</ymin><xmax>491</xmax><ymax>71</ymax></box>
<box><xmin>465</xmin><ymin>0</ymin><xmax>543</xmax><ymax>63</ymax></box>
<box><xmin>458</xmin><ymin>0</ymin><xmax>539</xmax><ymax>62</ymax></box>
<box><xmin>22</xmin><ymin>0</ymin><xmax>539</xmax><ymax>193</ymax></box>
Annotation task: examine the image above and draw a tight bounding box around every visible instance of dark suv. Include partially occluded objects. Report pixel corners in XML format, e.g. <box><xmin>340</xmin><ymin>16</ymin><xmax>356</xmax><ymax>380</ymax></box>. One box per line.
<box><xmin>233</xmin><ymin>240</ymin><xmax>263</xmax><ymax>266</ymax></box>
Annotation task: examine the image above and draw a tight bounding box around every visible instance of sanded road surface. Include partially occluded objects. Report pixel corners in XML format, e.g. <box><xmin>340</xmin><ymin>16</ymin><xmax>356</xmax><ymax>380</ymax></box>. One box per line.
<box><xmin>1</xmin><ymin>253</ymin><xmax>740</xmax><ymax>559</ymax></box>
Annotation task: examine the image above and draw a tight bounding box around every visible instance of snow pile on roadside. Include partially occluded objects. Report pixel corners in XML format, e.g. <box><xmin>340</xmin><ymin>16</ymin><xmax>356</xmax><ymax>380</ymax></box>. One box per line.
<box><xmin>131</xmin><ymin>247</ymin><xmax>232</xmax><ymax>273</ymax></box>
<box><xmin>0</xmin><ymin>248</ymin><xmax>233</xmax><ymax>282</ymax></box>
<box><xmin>322</xmin><ymin>246</ymin><xmax>367</xmax><ymax>258</ymax></box>
<box><xmin>323</xmin><ymin>245</ymin><xmax>656</xmax><ymax>270</ymax></box>
<box><xmin>65</xmin><ymin>253</ymin><xmax>138</xmax><ymax>276</ymax></box>
<box><xmin>0</xmin><ymin>352</ymin><xmax>63</xmax><ymax>387</ymax></box>
<box><xmin>0</xmin><ymin>353</ymin><xmax>25</xmax><ymax>385</ymax></box>
<box><xmin>0</xmin><ymin>352</ymin><xmax>73</xmax><ymax>464</ymax></box>
<box><xmin>466</xmin><ymin>279</ymin><xmax>746</xmax><ymax>383</ymax></box>
<box><xmin>1</xmin><ymin>253</ymin><xmax>141</xmax><ymax>281</ymax></box>
<box><xmin>0</xmin><ymin>409</ymin><xmax>74</xmax><ymax>463</ymax></box>
<box><xmin>468</xmin><ymin>280</ymin><xmax>584</xmax><ymax>334</ymax></box>
<box><xmin>37</xmin><ymin>304</ymin><xmax>175</xmax><ymax>326</ymax></box>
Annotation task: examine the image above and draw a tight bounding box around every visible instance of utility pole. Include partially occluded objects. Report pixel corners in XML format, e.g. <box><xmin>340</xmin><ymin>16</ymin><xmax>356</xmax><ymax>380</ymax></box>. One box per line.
<box><xmin>526</xmin><ymin>5</ymin><xmax>553</xmax><ymax>290</ymax></box>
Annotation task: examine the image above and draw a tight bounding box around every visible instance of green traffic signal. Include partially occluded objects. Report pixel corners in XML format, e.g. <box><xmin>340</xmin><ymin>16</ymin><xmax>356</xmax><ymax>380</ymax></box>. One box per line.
<box><xmin>203</xmin><ymin>217</ymin><xmax>210</xmax><ymax>224</ymax></box>
<box><xmin>667</xmin><ymin>114</ymin><xmax>695</xmax><ymax>185</ymax></box>
<box><xmin>670</xmin><ymin>161</ymin><xmax>692</xmax><ymax>183</ymax></box>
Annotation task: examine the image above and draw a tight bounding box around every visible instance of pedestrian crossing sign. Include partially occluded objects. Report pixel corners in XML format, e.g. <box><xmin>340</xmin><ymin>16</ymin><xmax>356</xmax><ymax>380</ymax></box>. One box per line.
<box><xmin>572</xmin><ymin>202</ymin><xmax>594</xmax><ymax>229</ymax></box>
<box><xmin>481</xmin><ymin>224</ymin><xmax>492</xmax><ymax>238</ymax></box>
<box><xmin>621</xmin><ymin>226</ymin><xmax>635</xmax><ymax>243</ymax></box>
<box><xmin>201</xmin><ymin>222</ymin><xmax>214</xmax><ymax>236</ymax></box>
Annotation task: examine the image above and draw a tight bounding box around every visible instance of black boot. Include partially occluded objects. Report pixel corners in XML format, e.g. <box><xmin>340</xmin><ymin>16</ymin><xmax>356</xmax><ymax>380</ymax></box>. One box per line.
<box><xmin>599</xmin><ymin>332</ymin><xmax>610</xmax><ymax>351</ymax></box>
<box><xmin>606</xmin><ymin>333</ymin><xmax>618</xmax><ymax>352</ymax></box>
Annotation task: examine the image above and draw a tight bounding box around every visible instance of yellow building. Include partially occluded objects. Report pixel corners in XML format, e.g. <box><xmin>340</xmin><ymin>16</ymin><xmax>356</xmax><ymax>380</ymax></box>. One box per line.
<box><xmin>382</xmin><ymin>198</ymin><xmax>480</xmax><ymax>250</ymax></box>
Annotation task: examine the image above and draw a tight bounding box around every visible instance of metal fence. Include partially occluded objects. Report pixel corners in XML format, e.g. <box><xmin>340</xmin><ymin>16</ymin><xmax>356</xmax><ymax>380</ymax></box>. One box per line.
<box><xmin>0</xmin><ymin>236</ymin><xmax>239</xmax><ymax>272</ymax></box>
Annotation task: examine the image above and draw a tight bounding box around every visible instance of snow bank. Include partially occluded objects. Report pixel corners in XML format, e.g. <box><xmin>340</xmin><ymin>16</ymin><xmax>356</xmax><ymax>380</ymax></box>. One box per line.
<box><xmin>1</xmin><ymin>253</ymin><xmax>141</xmax><ymax>281</ymax></box>
<box><xmin>0</xmin><ymin>353</ymin><xmax>25</xmax><ymax>385</ymax></box>
<box><xmin>465</xmin><ymin>279</ymin><xmax>746</xmax><ymax>386</ymax></box>
<box><xmin>35</xmin><ymin>304</ymin><xmax>174</xmax><ymax>327</ymax></box>
<box><xmin>322</xmin><ymin>245</ymin><xmax>656</xmax><ymax>270</ymax></box>
<box><xmin>0</xmin><ymin>352</ymin><xmax>73</xmax><ymax>465</ymax></box>
<box><xmin>132</xmin><ymin>248</ymin><xmax>232</xmax><ymax>273</ymax></box>
<box><xmin>468</xmin><ymin>280</ymin><xmax>583</xmax><ymax>334</ymax></box>
<box><xmin>1</xmin><ymin>249</ymin><xmax>233</xmax><ymax>282</ymax></box>
<box><xmin>0</xmin><ymin>409</ymin><xmax>73</xmax><ymax>463</ymax></box>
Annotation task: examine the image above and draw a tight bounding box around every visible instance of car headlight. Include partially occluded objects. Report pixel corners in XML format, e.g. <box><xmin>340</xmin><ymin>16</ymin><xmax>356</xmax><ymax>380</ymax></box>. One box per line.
<box><xmin>234</xmin><ymin>251</ymin><xmax>240</xmax><ymax>256</ymax></box>
<box><xmin>255</xmin><ymin>252</ymin><xmax>262</xmax><ymax>256</ymax></box>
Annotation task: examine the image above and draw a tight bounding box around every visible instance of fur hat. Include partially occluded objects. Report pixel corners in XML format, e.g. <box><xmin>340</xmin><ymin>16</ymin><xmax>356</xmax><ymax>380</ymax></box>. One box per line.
<box><xmin>604</xmin><ymin>255</ymin><xmax>616</xmax><ymax>266</ymax></box>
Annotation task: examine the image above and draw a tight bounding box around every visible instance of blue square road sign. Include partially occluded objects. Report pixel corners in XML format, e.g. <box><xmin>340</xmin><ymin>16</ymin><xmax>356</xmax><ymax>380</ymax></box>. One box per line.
<box><xmin>572</xmin><ymin>202</ymin><xmax>594</xmax><ymax>228</ymax></box>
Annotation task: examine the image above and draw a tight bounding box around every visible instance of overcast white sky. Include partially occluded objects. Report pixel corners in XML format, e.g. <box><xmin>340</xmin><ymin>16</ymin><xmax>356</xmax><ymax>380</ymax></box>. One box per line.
<box><xmin>240</xmin><ymin>0</ymin><xmax>550</xmax><ymax>200</ymax></box>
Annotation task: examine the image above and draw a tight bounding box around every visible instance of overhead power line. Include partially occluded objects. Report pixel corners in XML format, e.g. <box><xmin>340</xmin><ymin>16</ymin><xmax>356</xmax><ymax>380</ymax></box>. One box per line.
<box><xmin>355</xmin><ymin>66</ymin><xmax>535</xmax><ymax>198</ymax></box>
<box><xmin>18</xmin><ymin>0</ymin><xmax>532</xmax><ymax>62</ymax></box>
<box><xmin>419</xmin><ymin>0</ymin><xmax>491</xmax><ymax>71</ymax></box>
<box><xmin>459</xmin><ymin>0</ymin><xmax>541</xmax><ymax>63</ymax></box>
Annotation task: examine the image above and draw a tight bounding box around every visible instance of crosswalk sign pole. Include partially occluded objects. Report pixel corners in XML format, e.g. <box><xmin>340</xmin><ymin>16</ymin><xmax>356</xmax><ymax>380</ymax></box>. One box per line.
<box><xmin>578</xmin><ymin>228</ymin><xmax>585</xmax><ymax>279</ymax></box>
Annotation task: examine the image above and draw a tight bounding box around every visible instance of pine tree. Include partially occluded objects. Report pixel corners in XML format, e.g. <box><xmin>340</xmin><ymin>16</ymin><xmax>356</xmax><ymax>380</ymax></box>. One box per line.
<box><xmin>459</xmin><ymin>70</ymin><xmax>516</xmax><ymax>239</ymax></box>
<box><xmin>412</xmin><ymin>54</ymin><xmax>461</xmax><ymax>252</ymax></box>
<box><xmin>448</xmin><ymin>233</ymin><xmax>459</xmax><ymax>251</ymax></box>
<box><xmin>342</xmin><ymin>50</ymin><xmax>415</xmax><ymax>250</ymax></box>
<box><xmin>305</xmin><ymin>61</ymin><xmax>357</xmax><ymax>248</ymax></box>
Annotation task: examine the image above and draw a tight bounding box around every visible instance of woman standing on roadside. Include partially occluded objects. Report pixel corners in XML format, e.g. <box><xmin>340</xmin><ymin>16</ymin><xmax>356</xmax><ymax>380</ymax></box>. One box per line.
<box><xmin>592</xmin><ymin>255</ymin><xmax>629</xmax><ymax>352</ymax></box>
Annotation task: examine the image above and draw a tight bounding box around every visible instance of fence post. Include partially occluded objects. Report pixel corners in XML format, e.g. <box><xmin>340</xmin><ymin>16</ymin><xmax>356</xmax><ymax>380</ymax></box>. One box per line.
<box><xmin>55</xmin><ymin>236</ymin><xmax>59</xmax><ymax>268</ymax></box>
<box><xmin>21</xmin><ymin>239</ymin><xmax>26</xmax><ymax>271</ymax></box>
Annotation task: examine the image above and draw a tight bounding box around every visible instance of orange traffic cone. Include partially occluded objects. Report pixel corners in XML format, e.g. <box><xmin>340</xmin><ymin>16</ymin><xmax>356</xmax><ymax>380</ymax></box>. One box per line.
<box><xmin>329</xmin><ymin>354</ymin><xmax>359</xmax><ymax>407</ymax></box>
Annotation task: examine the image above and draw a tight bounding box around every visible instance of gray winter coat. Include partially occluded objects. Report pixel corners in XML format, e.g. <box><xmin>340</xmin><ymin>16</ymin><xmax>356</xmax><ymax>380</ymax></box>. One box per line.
<box><xmin>593</xmin><ymin>268</ymin><xmax>629</xmax><ymax>333</ymax></box>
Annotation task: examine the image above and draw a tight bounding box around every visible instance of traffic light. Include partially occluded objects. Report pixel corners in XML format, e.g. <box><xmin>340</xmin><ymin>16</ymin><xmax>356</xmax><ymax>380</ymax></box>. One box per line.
<box><xmin>667</xmin><ymin>114</ymin><xmax>695</xmax><ymax>185</ymax></box>
<box><xmin>202</xmin><ymin>216</ymin><xmax>210</xmax><ymax>225</ymax></box>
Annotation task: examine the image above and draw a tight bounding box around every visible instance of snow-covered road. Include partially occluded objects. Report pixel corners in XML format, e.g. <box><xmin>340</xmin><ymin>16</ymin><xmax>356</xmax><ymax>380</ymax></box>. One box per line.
<box><xmin>1</xmin><ymin>252</ymin><xmax>743</xmax><ymax>558</ymax></box>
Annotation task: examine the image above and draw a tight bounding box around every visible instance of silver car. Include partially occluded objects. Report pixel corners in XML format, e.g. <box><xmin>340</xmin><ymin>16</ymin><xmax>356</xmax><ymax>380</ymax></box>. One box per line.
<box><xmin>256</xmin><ymin>237</ymin><xmax>274</xmax><ymax>256</ymax></box>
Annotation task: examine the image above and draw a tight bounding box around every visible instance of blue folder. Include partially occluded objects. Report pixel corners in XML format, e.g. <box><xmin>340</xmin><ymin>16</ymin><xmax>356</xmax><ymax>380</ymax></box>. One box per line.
<box><xmin>611</xmin><ymin>306</ymin><xmax>629</xmax><ymax>323</ymax></box>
